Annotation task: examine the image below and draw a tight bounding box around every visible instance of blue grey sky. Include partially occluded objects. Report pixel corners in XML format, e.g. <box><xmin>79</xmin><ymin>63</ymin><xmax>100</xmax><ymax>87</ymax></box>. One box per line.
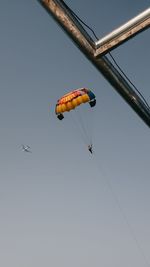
<box><xmin>0</xmin><ymin>1</ymin><xmax>150</xmax><ymax>267</ymax></box>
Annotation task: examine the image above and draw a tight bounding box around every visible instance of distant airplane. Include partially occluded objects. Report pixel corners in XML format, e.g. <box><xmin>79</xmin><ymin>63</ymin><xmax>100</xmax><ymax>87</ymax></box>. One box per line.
<box><xmin>21</xmin><ymin>145</ymin><xmax>32</xmax><ymax>153</ymax></box>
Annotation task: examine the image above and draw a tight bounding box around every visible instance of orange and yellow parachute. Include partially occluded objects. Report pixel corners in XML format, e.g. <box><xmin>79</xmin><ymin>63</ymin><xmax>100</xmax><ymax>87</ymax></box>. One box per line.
<box><xmin>55</xmin><ymin>88</ymin><xmax>96</xmax><ymax>120</ymax></box>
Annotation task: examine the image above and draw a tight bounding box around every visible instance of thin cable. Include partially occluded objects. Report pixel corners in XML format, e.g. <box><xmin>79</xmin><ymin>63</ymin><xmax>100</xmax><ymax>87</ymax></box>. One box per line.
<box><xmin>108</xmin><ymin>52</ymin><xmax>150</xmax><ymax>110</ymax></box>
<box><xmin>59</xmin><ymin>0</ymin><xmax>98</xmax><ymax>41</ymax></box>
<box><xmin>92</xmin><ymin>151</ymin><xmax>150</xmax><ymax>267</ymax></box>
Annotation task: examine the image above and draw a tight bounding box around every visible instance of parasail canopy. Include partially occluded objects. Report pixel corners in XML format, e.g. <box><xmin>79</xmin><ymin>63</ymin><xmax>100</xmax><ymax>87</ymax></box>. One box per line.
<box><xmin>55</xmin><ymin>88</ymin><xmax>96</xmax><ymax>120</ymax></box>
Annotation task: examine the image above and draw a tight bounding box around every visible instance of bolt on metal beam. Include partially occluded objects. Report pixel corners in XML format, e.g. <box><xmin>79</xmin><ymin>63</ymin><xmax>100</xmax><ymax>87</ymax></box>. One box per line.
<box><xmin>37</xmin><ymin>0</ymin><xmax>150</xmax><ymax>127</ymax></box>
<box><xmin>95</xmin><ymin>7</ymin><xmax>150</xmax><ymax>57</ymax></box>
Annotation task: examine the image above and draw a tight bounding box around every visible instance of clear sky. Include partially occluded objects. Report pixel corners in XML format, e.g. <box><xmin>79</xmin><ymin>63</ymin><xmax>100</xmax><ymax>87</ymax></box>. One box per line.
<box><xmin>0</xmin><ymin>1</ymin><xmax>150</xmax><ymax>267</ymax></box>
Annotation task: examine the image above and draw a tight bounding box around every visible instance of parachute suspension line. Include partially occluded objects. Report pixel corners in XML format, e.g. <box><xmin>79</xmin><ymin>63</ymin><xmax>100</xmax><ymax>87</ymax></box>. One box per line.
<box><xmin>75</xmin><ymin>104</ymin><xmax>96</xmax><ymax>148</ymax></box>
<box><xmin>92</xmin><ymin>152</ymin><xmax>150</xmax><ymax>267</ymax></box>
<box><xmin>76</xmin><ymin>107</ymin><xmax>92</xmax><ymax>145</ymax></box>
<box><xmin>88</xmin><ymin>105</ymin><xmax>95</xmax><ymax>146</ymax></box>
<box><xmin>70</xmin><ymin>111</ymin><xmax>89</xmax><ymax>146</ymax></box>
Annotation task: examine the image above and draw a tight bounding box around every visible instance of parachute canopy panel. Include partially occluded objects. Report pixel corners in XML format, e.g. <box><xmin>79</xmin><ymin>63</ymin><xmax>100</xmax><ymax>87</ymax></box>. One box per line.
<box><xmin>55</xmin><ymin>88</ymin><xmax>96</xmax><ymax>119</ymax></box>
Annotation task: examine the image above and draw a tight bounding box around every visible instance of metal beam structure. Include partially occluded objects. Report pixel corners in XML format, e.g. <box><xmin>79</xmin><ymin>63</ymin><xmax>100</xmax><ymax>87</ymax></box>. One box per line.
<box><xmin>95</xmin><ymin>8</ymin><xmax>150</xmax><ymax>57</ymax></box>
<box><xmin>37</xmin><ymin>0</ymin><xmax>150</xmax><ymax>127</ymax></box>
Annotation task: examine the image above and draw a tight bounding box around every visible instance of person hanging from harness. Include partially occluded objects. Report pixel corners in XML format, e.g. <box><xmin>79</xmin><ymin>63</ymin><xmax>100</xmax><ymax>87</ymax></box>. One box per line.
<box><xmin>88</xmin><ymin>144</ymin><xmax>93</xmax><ymax>154</ymax></box>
